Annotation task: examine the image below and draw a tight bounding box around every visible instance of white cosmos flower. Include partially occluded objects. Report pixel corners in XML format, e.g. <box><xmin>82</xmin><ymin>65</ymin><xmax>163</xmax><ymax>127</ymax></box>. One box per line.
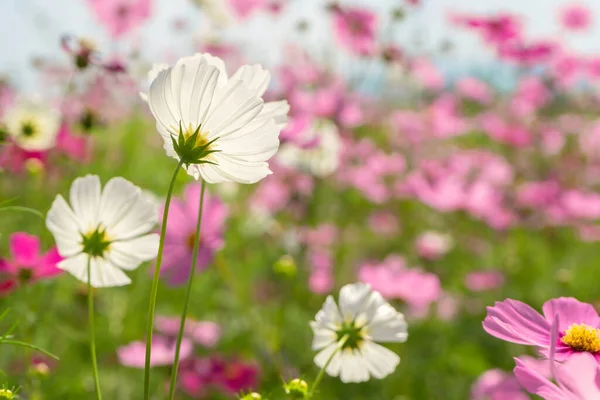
<box><xmin>2</xmin><ymin>98</ymin><xmax>60</xmax><ymax>151</ymax></box>
<box><xmin>145</xmin><ymin>52</ymin><xmax>289</xmax><ymax>184</ymax></box>
<box><xmin>311</xmin><ymin>283</ymin><xmax>408</xmax><ymax>383</ymax></box>
<box><xmin>46</xmin><ymin>175</ymin><xmax>160</xmax><ymax>288</ymax></box>
<box><xmin>277</xmin><ymin>119</ymin><xmax>342</xmax><ymax>177</ymax></box>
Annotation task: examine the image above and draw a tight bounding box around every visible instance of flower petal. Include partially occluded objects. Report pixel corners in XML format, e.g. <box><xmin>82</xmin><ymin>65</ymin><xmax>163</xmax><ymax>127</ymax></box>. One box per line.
<box><xmin>9</xmin><ymin>232</ymin><xmax>40</xmax><ymax>267</ymax></box>
<box><xmin>483</xmin><ymin>299</ymin><xmax>551</xmax><ymax>348</ymax></box>
<box><xmin>69</xmin><ymin>175</ymin><xmax>101</xmax><ymax>232</ymax></box>
<box><xmin>58</xmin><ymin>255</ymin><xmax>131</xmax><ymax>287</ymax></box>
<box><xmin>46</xmin><ymin>195</ymin><xmax>83</xmax><ymax>257</ymax></box>
<box><xmin>542</xmin><ymin>297</ymin><xmax>600</xmax><ymax>331</ymax></box>
<box><xmin>339</xmin><ymin>349</ymin><xmax>370</xmax><ymax>383</ymax></box>
<box><xmin>230</xmin><ymin>64</ymin><xmax>271</xmax><ymax>96</ymax></box>
<box><xmin>338</xmin><ymin>282</ymin><xmax>373</xmax><ymax>320</ymax></box>
<box><xmin>106</xmin><ymin>234</ymin><xmax>159</xmax><ymax>270</ymax></box>
<box><xmin>361</xmin><ymin>341</ymin><xmax>400</xmax><ymax>380</ymax></box>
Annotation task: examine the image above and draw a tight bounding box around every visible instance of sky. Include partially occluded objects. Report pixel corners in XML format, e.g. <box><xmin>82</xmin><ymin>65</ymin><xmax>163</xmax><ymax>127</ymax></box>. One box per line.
<box><xmin>3</xmin><ymin>0</ymin><xmax>600</xmax><ymax>89</ymax></box>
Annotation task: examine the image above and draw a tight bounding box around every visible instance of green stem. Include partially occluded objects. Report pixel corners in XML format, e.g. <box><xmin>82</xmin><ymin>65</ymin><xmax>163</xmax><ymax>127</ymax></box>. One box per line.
<box><xmin>143</xmin><ymin>161</ymin><xmax>183</xmax><ymax>400</ymax></box>
<box><xmin>308</xmin><ymin>335</ymin><xmax>348</xmax><ymax>399</ymax></box>
<box><xmin>0</xmin><ymin>339</ymin><xmax>59</xmax><ymax>360</ymax></box>
<box><xmin>167</xmin><ymin>180</ymin><xmax>206</xmax><ymax>400</ymax></box>
<box><xmin>87</xmin><ymin>256</ymin><xmax>102</xmax><ymax>400</ymax></box>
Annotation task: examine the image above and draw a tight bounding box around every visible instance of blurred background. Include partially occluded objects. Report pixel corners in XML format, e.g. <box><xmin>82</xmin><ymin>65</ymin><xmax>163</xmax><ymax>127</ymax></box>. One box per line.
<box><xmin>2</xmin><ymin>0</ymin><xmax>600</xmax><ymax>399</ymax></box>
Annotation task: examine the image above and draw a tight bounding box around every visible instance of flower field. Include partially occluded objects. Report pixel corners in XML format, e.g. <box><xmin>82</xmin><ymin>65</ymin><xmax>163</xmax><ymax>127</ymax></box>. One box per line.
<box><xmin>2</xmin><ymin>0</ymin><xmax>600</xmax><ymax>399</ymax></box>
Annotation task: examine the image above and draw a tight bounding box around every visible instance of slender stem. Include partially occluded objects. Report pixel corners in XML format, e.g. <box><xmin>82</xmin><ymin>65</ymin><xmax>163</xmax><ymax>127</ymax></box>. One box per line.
<box><xmin>308</xmin><ymin>335</ymin><xmax>348</xmax><ymax>398</ymax></box>
<box><xmin>0</xmin><ymin>340</ymin><xmax>59</xmax><ymax>360</ymax></box>
<box><xmin>143</xmin><ymin>161</ymin><xmax>183</xmax><ymax>400</ymax></box>
<box><xmin>87</xmin><ymin>256</ymin><xmax>102</xmax><ymax>400</ymax></box>
<box><xmin>167</xmin><ymin>180</ymin><xmax>206</xmax><ymax>400</ymax></box>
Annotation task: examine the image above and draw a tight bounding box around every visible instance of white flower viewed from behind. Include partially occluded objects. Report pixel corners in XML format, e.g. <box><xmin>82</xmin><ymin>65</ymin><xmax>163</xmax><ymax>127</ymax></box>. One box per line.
<box><xmin>311</xmin><ymin>283</ymin><xmax>408</xmax><ymax>383</ymax></box>
<box><xmin>144</xmin><ymin>53</ymin><xmax>289</xmax><ymax>184</ymax></box>
<box><xmin>46</xmin><ymin>175</ymin><xmax>159</xmax><ymax>287</ymax></box>
<box><xmin>2</xmin><ymin>97</ymin><xmax>60</xmax><ymax>151</ymax></box>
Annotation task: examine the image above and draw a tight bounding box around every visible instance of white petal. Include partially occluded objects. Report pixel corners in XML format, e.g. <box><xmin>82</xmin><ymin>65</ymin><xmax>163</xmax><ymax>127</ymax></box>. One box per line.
<box><xmin>106</xmin><ymin>234</ymin><xmax>159</xmax><ymax>270</ymax></box>
<box><xmin>46</xmin><ymin>195</ymin><xmax>83</xmax><ymax>257</ymax></box>
<box><xmin>361</xmin><ymin>341</ymin><xmax>400</xmax><ymax>380</ymax></box>
<box><xmin>203</xmin><ymin>79</ymin><xmax>263</xmax><ymax>139</ymax></box>
<box><xmin>194</xmin><ymin>53</ymin><xmax>229</xmax><ymax>87</ymax></box>
<box><xmin>57</xmin><ymin>253</ymin><xmax>88</xmax><ymax>282</ymax></box>
<box><xmin>148</xmin><ymin>68</ymin><xmax>181</xmax><ymax>136</ymax></box>
<box><xmin>171</xmin><ymin>55</ymin><xmax>220</xmax><ymax>128</ymax></box>
<box><xmin>208</xmin><ymin>154</ymin><xmax>272</xmax><ymax>184</ymax></box>
<box><xmin>69</xmin><ymin>175</ymin><xmax>101</xmax><ymax>232</ymax></box>
<box><xmin>339</xmin><ymin>350</ymin><xmax>371</xmax><ymax>383</ymax></box>
<box><xmin>338</xmin><ymin>282</ymin><xmax>373</xmax><ymax>320</ymax></box>
<box><xmin>58</xmin><ymin>255</ymin><xmax>131</xmax><ymax>287</ymax></box>
<box><xmin>367</xmin><ymin>304</ymin><xmax>408</xmax><ymax>343</ymax></box>
<box><xmin>311</xmin><ymin>326</ymin><xmax>337</xmax><ymax>351</ymax></box>
<box><xmin>99</xmin><ymin>177</ymin><xmax>158</xmax><ymax>241</ymax></box>
<box><xmin>261</xmin><ymin>100</ymin><xmax>290</xmax><ymax>130</ymax></box>
<box><xmin>313</xmin><ymin>295</ymin><xmax>343</xmax><ymax>329</ymax></box>
<box><xmin>217</xmin><ymin>118</ymin><xmax>280</xmax><ymax>162</ymax></box>
<box><xmin>230</xmin><ymin>64</ymin><xmax>271</xmax><ymax>96</ymax></box>
<box><xmin>314</xmin><ymin>344</ymin><xmax>342</xmax><ymax>378</ymax></box>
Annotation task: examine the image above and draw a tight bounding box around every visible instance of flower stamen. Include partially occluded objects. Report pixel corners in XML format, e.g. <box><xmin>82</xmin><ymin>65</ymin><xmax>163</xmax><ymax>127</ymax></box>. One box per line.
<box><xmin>81</xmin><ymin>226</ymin><xmax>111</xmax><ymax>258</ymax></box>
<box><xmin>561</xmin><ymin>323</ymin><xmax>600</xmax><ymax>353</ymax></box>
<box><xmin>336</xmin><ymin>319</ymin><xmax>366</xmax><ymax>350</ymax></box>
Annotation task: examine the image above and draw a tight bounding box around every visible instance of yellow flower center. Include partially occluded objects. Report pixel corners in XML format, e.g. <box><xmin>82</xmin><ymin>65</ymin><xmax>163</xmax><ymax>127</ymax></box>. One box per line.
<box><xmin>180</xmin><ymin>123</ymin><xmax>211</xmax><ymax>149</ymax></box>
<box><xmin>561</xmin><ymin>323</ymin><xmax>600</xmax><ymax>352</ymax></box>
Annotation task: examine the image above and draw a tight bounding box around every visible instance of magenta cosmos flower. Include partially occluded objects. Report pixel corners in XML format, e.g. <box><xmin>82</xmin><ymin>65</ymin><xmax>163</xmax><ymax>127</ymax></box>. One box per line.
<box><xmin>331</xmin><ymin>6</ymin><xmax>378</xmax><ymax>56</ymax></box>
<box><xmin>0</xmin><ymin>232</ymin><xmax>63</xmax><ymax>294</ymax></box>
<box><xmin>559</xmin><ymin>3</ymin><xmax>593</xmax><ymax>32</ymax></box>
<box><xmin>159</xmin><ymin>183</ymin><xmax>228</xmax><ymax>285</ymax></box>
<box><xmin>484</xmin><ymin>297</ymin><xmax>600</xmax><ymax>362</ymax></box>
<box><xmin>117</xmin><ymin>335</ymin><xmax>193</xmax><ymax>368</ymax></box>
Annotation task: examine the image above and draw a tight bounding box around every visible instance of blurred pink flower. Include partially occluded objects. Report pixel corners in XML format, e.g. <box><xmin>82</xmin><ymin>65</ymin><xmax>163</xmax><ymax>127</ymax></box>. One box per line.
<box><xmin>451</xmin><ymin>13</ymin><xmax>522</xmax><ymax>45</ymax></box>
<box><xmin>559</xmin><ymin>3</ymin><xmax>592</xmax><ymax>31</ymax></box>
<box><xmin>331</xmin><ymin>6</ymin><xmax>378</xmax><ymax>56</ymax></box>
<box><xmin>515</xmin><ymin>352</ymin><xmax>600</xmax><ymax>399</ymax></box>
<box><xmin>368</xmin><ymin>211</ymin><xmax>400</xmax><ymax>238</ymax></box>
<box><xmin>411</xmin><ymin>58</ymin><xmax>445</xmax><ymax>91</ymax></box>
<box><xmin>465</xmin><ymin>270</ymin><xmax>504</xmax><ymax>292</ymax></box>
<box><xmin>561</xmin><ymin>190</ymin><xmax>600</xmax><ymax>220</ymax></box>
<box><xmin>456</xmin><ymin>77</ymin><xmax>492</xmax><ymax>104</ymax></box>
<box><xmin>483</xmin><ymin>297</ymin><xmax>600</xmax><ymax>362</ymax></box>
<box><xmin>498</xmin><ymin>39</ymin><xmax>556</xmax><ymax>66</ymax></box>
<box><xmin>117</xmin><ymin>335</ymin><xmax>193</xmax><ymax>368</ymax></box>
<box><xmin>359</xmin><ymin>255</ymin><xmax>441</xmax><ymax>311</ymax></box>
<box><xmin>180</xmin><ymin>356</ymin><xmax>259</xmax><ymax>396</ymax></box>
<box><xmin>0</xmin><ymin>142</ymin><xmax>47</xmax><ymax>173</ymax></box>
<box><xmin>471</xmin><ymin>368</ymin><xmax>529</xmax><ymax>400</ymax></box>
<box><xmin>159</xmin><ymin>184</ymin><xmax>228</xmax><ymax>286</ymax></box>
<box><xmin>415</xmin><ymin>231</ymin><xmax>452</xmax><ymax>260</ymax></box>
<box><xmin>228</xmin><ymin>0</ymin><xmax>267</xmax><ymax>19</ymax></box>
<box><xmin>0</xmin><ymin>232</ymin><xmax>63</xmax><ymax>294</ymax></box>
<box><xmin>87</xmin><ymin>0</ymin><xmax>151</xmax><ymax>38</ymax></box>
<box><xmin>155</xmin><ymin>316</ymin><xmax>221</xmax><ymax>348</ymax></box>
<box><xmin>437</xmin><ymin>293</ymin><xmax>460</xmax><ymax>321</ymax></box>
<box><xmin>56</xmin><ymin>124</ymin><xmax>90</xmax><ymax>163</ymax></box>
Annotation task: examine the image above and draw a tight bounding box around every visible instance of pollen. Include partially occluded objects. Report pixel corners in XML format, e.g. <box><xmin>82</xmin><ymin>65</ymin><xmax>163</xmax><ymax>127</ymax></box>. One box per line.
<box><xmin>561</xmin><ymin>323</ymin><xmax>600</xmax><ymax>353</ymax></box>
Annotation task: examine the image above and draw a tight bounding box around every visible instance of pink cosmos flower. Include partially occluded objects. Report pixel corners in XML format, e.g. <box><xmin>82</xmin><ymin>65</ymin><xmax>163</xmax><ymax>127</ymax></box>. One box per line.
<box><xmin>367</xmin><ymin>211</ymin><xmax>400</xmax><ymax>238</ymax></box>
<box><xmin>415</xmin><ymin>231</ymin><xmax>452</xmax><ymax>260</ymax></box>
<box><xmin>228</xmin><ymin>0</ymin><xmax>267</xmax><ymax>19</ymax></box>
<box><xmin>87</xmin><ymin>0</ymin><xmax>151</xmax><ymax>38</ymax></box>
<box><xmin>359</xmin><ymin>255</ymin><xmax>441</xmax><ymax>312</ymax></box>
<box><xmin>155</xmin><ymin>315</ymin><xmax>221</xmax><ymax>348</ymax></box>
<box><xmin>471</xmin><ymin>368</ymin><xmax>529</xmax><ymax>400</ymax></box>
<box><xmin>456</xmin><ymin>77</ymin><xmax>492</xmax><ymax>104</ymax></box>
<box><xmin>0</xmin><ymin>233</ymin><xmax>63</xmax><ymax>294</ymax></box>
<box><xmin>117</xmin><ymin>335</ymin><xmax>193</xmax><ymax>368</ymax></box>
<box><xmin>484</xmin><ymin>297</ymin><xmax>600</xmax><ymax>362</ymax></box>
<box><xmin>514</xmin><ymin>352</ymin><xmax>600</xmax><ymax>399</ymax></box>
<box><xmin>331</xmin><ymin>6</ymin><xmax>378</xmax><ymax>56</ymax></box>
<box><xmin>0</xmin><ymin>142</ymin><xmax>47</xmax><ymax>173</ymax></box>
<box><xmin>465</xmin><ymin>270</ymin><xmax>504</xmax><ymax>292</ymax></box>
<box><xmin>159</xmin><ymin>184</ymin><xmax>228</xmax><ymax>286</ymax></box>
<box><xmin>180</xmin><ymin>356</ymin><xmax>259</xmax><ymax>397</ymax></box>
<box><xmin>451</xmin><ymin>13</ymin><xmax>522</xmax><ymax>45</ymax></box>
<box><xmin>56</xmin><ymin>124</ymin><xmax>90</xmax><ymax>163</ymax></box>
<box><xmin>559</xmin><ymin>3</ymin><xmax>592</xmax><ymax>32</ymax></box>
<box><xmin>411</xmin><ymin>58</ymin><xmax>445</xmax><ymax>91</ymax></box>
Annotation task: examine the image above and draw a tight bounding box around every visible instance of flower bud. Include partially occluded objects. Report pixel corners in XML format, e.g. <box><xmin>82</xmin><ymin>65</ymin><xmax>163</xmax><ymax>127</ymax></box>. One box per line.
<box><xmin>284</xmin><ymin>378</ymin><xmax>309</xmax><ymax>399</ymax></box>
<box><xmin>273</xmin><ymin>255</ymin><xmax>297</xmax><ymax>279</ymax></box>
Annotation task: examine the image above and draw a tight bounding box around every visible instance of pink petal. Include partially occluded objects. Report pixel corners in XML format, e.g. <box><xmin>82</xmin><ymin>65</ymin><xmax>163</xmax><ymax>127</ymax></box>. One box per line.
<box><xmin>542</xmin><ymin>297</ymin><xmax>600</xmax><ymax>331</ymax></box>
<box><xmin>483</xmin><ymin>299</ymin><xmax>551</xmax><ymax>347</ymax></box>
<box><xmin>514</xmin><ymin>358</ymin><xmax>569</xmax><ymax>400</ymax></box>
<box><xmin>9</xmin><ymin>233</ymin><xmax>40</xmax><ymax>267</ymax></box>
